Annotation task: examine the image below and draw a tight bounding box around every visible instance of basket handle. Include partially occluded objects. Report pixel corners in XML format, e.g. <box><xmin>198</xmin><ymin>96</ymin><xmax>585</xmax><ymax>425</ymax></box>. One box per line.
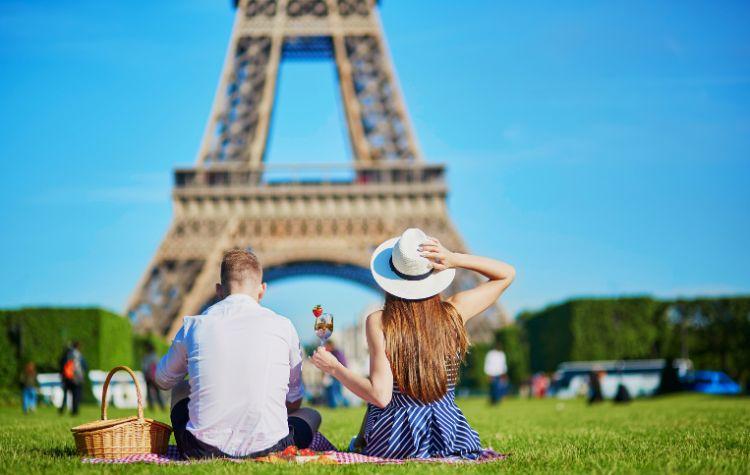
<box><xmin>100</xmin><ymin>365</ymin><xmax>144</xmax><ymax>421</ymax></box>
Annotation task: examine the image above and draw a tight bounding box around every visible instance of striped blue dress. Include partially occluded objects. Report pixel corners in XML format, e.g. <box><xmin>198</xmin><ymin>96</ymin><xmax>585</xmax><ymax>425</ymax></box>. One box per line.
<box><xmin>361</xmin><ymin>364</ymin><xmax>483</xmax><ymax>459</ymax></box>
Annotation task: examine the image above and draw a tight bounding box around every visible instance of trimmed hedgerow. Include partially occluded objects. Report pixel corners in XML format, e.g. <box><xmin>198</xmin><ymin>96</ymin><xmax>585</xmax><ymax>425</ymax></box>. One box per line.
<box><xmin>523</xmin><ymin>297</ymin><xmax>662</xmax><ymax>373</ymax></box>
<box><xmin>0</xmin><ymin>308</ymin><xmax>133</xmax><ymax>391</ymax></box>
<box><xmin>520</xmin><ymin>296</ymin><xmax>750</xmax><ymax>388</ymax></box>
<box><xmin>568</xmin><ymin>297</ymin><xmax>663</xmax><ymax>362</ymax></box>
<box><xmin>495</xmin><ymin>324</ymin><xmax>530</xmax><ymax>387</ymax></box>
<box><xmin>521</xmin><ymin>301</ymin><xmax>575</xmax><ymax>374</ymax></box>
<box><xmin>458</xmin><ymin>343</ymin><xmax>490</xmax><ymax>392</ymax></box>
<box><xmin>664</xmin><ymin>297</ymin><xmax>750</xmax><ymax>387</ymax></box>
<box><xmin>0</xmin><ymin>311</ymin><xmax>19</xmax><ymax>402</ymax></box>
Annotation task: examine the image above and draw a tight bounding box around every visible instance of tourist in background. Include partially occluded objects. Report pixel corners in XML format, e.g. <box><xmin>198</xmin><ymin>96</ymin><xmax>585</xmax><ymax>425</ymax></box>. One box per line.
<box><xmin>531</xmin><ymin>372</ymin><xmax>550</xmax><ymax>398</ymax></box>
<box><xmin>588</xmin><ymin>369</ymin><xmax>604</xmax><ymax>404</ymax></box>
<box><xmin>141</xmin><ymin>342</ymin><xmax>165</xmax><ymax>411</ymax></box>
<box><xmin>20</xmin><ymin>362</ymin><xmax>38</xmax><ymax>414</ymax></box>
<box><xmin>323</xmin><ymin>340</ymin><xmax>349</xmax><ymax>408</ymax></box>
<box><xmin>484</xmin><ymin>340</ymin><xmax>508</xmax><ymax>405</ymax></box>
<box><xmin>59</xmin><ymin>341</ymin><xmax>87</xmax><ymax>416</ymax></box>
<box><xmin>656</xmin><ymin>358</ymin><xmax>683</xmax><ymax>395</ymax></box>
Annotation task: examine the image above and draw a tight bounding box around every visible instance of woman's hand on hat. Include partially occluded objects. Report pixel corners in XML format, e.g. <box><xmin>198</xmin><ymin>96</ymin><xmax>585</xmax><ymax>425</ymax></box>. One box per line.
<box><xmin>310</xmin><ymin>346</ymin><xmax>343</xmax><ymax>375</ymax></box>
<box><xmin>419</xmin><ymin>237</ymin><xmax>456</xmax><ymax>271</ymax></box>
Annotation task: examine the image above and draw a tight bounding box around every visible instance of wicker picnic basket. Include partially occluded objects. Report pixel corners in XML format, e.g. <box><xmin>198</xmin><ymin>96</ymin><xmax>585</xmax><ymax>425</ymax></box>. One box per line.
<box><xmin>70</xmin><ymin>365</ymin><xmax>172</xmax><ymax>459</ymax></box>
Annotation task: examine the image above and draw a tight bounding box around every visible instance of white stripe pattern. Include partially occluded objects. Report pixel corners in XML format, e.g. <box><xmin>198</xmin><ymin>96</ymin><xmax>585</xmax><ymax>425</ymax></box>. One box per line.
<box><xmin>363</xmin><ymin>386</ymin><xmax>483</xmax><ymax>460</ymax></box>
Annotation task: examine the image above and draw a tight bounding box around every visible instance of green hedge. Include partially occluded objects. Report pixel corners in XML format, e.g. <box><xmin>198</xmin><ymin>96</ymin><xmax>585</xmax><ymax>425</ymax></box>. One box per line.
<box><xmin>569</xmin><ymin>297</ymin><xmax>663</xmax><ymax>362</ymax></box>
<box><xmin>0</xmin><ymin>308</ymin><xmax>133</xmax><ymax>391</ymax></box>
<box><xmin>663</xmin><ymin>297</ymin><xmax>750</xmax><ymax>387</ymax></box>
<box><xmin>521</xmin><ymin>296</ymin><xmax>750</xmax><ymax>388</ymax></box>
<box><xmin>495</xmin><ymin>325</ymin><xmax>530</xmax><ymax>386</ymax></box>
<box><xmin>458</xmin><ymin>343</ymin><xmax>490</xmax><ymax>391</ymax></box>
<box><xmin>0</xmin><ymin>314</ymin><xmax>18</xmax><ymax>402</ymax></box>
<box><xmin>457</xmin><ymin>325</ymin><xmax>531</xmax><ymax>391</ymax></box>
<box><xmin>523</xmin><ymin>297</ymin><xmax>663</xmax><ymax>372</ymax></box>
<box><xmin>521</xmin><ymin>302</ymin><xmax>574</xmax><ymax>375</ymax></box>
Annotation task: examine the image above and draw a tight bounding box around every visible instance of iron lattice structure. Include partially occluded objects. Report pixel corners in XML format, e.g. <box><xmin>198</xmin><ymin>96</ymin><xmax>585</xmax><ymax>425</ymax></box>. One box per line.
<box><xmin>128</xmin><ymin>0</ymin><xmax>509</xmax><ymax>340</ymax></box>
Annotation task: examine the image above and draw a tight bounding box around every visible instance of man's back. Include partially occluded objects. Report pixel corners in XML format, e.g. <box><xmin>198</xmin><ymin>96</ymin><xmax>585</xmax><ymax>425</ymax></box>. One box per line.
<box><xmin>156</xmin><ymin>294</ymin><xmax>303</xmax><ymax>456</ymax></box>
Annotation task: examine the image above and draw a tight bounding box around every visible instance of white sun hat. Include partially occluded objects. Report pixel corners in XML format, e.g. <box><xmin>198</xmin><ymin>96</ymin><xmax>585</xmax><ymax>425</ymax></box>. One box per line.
<box><xmin>370</xmin><ymin>228</ymin><xmax>456</xmax><ymax>300</ymax></box>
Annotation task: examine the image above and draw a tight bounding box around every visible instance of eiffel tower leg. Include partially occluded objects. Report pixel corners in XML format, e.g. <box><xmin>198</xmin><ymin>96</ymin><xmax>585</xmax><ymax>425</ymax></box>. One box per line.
<box><xmin>342</xmin><ymin>33</ymin><xmax>421</xmax><ymax>161</ymax></box>
<box><xmin>126</xmin><ymin>240</ymin><xmax>207</xmax><ymax>334</ymax></box>
<box><xmin>197</xmin><ymin>32</ymin><xmax>282</xmax><ymax>165</ymax></box>
<box><xmin>331</xmin><ymin>31</ymin><xmax>371</xmax><ymax>162</ymax></box>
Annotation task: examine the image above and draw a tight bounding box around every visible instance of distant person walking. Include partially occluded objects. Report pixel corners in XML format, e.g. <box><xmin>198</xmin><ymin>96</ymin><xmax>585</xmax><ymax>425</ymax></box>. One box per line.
<box><xmin>531</xmin><ymin>372</ymin><xmax>550</xmax><ymax>398</ymax></box>
<box><xmin>588</xmin><ymin>370</ymin><xmax>604</xmax><ymax>404</ymax></box>
<box><xmin>59</xmin><ymin>341</ymin><xmax>87</xmax><ymax>416</ymax></box>
<box><xmin>20</xmin><ymin>362</ymin><xmax>38</xmax><ymax>414</ymax></box>
<box><xmin>323</xmin><ymin>340</ymin><xmax>349</xmax><ymax>408</ymax></box>
<box><xmin>656</xmin><ymin>358</ymin><xmax>682</xmax><ymax>395</ymax></box>
<box><xmin>58</xmin><ymin>343</ymin><xmax>72</xmax><ymax>413</ymax></box>
<box><xmin>141</xmin><ymin>342</ymin><xmax>165</xmax><ymax>410</ymax></box>
<box><xmin>483</xmin><ymin>341</ymin><xmax>508</xmax><ymax>405</ymax></box>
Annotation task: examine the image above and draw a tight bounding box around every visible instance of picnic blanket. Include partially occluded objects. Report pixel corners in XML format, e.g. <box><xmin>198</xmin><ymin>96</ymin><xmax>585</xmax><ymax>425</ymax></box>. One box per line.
<box><xmin>82</xmin><ymin>433</ymin><xmax>507</xmax><ymax>465</ymax></box>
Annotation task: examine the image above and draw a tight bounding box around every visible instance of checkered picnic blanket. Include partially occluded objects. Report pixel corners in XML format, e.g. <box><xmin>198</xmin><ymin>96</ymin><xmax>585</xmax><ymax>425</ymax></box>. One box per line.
<box><xmin>82</xmin><ymin>432</ymin><xmax>506</xmax><ymax>465</ymax></box>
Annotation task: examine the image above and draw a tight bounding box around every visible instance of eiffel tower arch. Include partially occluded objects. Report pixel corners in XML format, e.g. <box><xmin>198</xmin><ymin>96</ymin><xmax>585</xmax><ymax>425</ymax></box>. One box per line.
<box><xmin>127</xmin><ymin>0</ymin><xmax>509</xmax><ymax>341</ymax></box>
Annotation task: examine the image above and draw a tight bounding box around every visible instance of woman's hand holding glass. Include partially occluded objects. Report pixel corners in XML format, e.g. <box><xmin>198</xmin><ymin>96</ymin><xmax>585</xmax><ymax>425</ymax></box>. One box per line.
<box><xmin>310</xmin><ymin>347</ymin><xmax>343</xmax><ymax>376</ymax></box>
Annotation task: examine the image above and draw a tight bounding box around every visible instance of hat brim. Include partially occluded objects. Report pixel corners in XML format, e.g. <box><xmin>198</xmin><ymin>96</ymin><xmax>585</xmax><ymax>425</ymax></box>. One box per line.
<box><xmin>370</xmin><ymin>237</ymin><xmax>456</xmax><ymax>300</ymax></box>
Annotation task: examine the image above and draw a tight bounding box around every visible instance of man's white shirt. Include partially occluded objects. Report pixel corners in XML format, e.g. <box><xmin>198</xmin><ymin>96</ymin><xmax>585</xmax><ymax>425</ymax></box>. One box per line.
<box><xmin>155</xmin><ymin>294</ymin><xmax>303</xmax><ymax>456</ymax></box>
<box><xmin>484</xmin><ymin>349</ymin><xmax>507</xmax><ymax>377</ymax></box>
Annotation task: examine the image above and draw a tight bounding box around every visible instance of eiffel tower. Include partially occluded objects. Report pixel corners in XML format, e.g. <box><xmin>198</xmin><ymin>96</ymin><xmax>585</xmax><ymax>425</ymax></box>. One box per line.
<box><xmin>127</xmin><ymin>0</ymin><xmax>508</xmax><ymax>340</ymax></box>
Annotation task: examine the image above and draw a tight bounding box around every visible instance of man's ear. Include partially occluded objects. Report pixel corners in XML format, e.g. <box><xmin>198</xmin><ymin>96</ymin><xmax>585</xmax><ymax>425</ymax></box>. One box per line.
<box><xmin>215</xmin><ymin>283</ymin><xmax>224</xmax><ymax>300</ymax></box>
<box><xmin>257</xmin><ymin>282</ymin><xmax>267</xmax><ymax>302</ymax></box>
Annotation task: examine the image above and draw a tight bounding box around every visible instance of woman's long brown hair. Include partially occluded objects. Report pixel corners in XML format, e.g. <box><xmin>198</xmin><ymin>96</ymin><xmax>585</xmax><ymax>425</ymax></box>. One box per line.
<box><xmin>381</xmin><ymin>292</ymin><xmax>469</xmax><ymax>403</ymax></box>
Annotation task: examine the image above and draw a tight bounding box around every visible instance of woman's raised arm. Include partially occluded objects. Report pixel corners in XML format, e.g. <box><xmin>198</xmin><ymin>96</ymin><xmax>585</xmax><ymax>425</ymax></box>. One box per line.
<box><xmin>419</xmin><ymin>238</ymin><xmax>515</xmax><ymax>323</ymax></box>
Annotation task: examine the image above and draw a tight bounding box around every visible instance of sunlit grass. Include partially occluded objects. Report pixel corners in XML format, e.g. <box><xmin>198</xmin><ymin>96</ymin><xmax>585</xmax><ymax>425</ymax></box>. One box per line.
<box><xmin>1</xmin><ymin>394</ymin><xmax>748</xmax><ymax>473</ymax></box>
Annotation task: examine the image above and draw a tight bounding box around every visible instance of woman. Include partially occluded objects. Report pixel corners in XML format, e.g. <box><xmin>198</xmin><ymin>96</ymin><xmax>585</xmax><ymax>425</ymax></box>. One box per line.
<box><xmin>311</xmin><ymin>228</ymin><xmax>515</xmax><ymax>459</ymax></box>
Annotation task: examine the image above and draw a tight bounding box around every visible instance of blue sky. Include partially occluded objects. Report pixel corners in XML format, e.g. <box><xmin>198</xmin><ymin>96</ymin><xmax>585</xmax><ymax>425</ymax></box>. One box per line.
<box><xmin>1</xmin><ymin>1</ymin><xmax>749</xmax><ymax>341</ymax></box>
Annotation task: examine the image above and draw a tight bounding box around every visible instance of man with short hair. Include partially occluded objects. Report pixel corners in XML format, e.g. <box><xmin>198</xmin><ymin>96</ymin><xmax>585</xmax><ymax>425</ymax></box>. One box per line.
<box><xmin>156</xmin><ymin>248</ymin><xmax>320</xmax><ymax>459</ymax></box>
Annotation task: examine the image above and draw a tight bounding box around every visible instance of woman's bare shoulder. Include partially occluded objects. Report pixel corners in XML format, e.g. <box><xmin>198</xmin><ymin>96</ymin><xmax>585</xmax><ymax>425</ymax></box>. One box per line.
<box><xmin>441</xmin><ymin>299</ymin><xmax>464</xmax><ymax>320</ymax></box>
<box><xmin>365</xmin><ymin>311</ymin><xmax>385</xmax><ymax>350</ymax></box>
<box><xmin>366</xmin><ymin>310</ymin><xmax>383</xmax><ymax>326</ymax></box>
<box><xmin>365</xmin><ymin>310</ymin><xmax>384</xmax><ymax>335</ymax></box>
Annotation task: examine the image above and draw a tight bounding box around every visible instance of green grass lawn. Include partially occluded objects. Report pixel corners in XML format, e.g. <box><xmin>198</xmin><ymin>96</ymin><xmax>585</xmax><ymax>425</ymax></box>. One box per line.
<box><xmin>1</xmin><ymin>394</ymin><xmax>748</xmax><ymax>474</ymax></box>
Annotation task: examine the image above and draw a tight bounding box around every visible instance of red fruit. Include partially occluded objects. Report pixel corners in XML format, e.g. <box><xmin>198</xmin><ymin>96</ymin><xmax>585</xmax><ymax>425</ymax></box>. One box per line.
<box><xmin>281</xmin><ymin>445</ymin><xmax>298</xmax><ymax>456</ymax></box>
<box><xmin>312</xmin><ymin>305</ymin><xmax>323</xmax><ymax>317</ymax></box>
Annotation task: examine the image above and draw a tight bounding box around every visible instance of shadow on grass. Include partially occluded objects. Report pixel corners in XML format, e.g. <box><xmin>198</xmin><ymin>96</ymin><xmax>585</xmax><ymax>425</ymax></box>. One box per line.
<box><xmin>42</xmin><ymin>445</ymin><xmax>77</xmax><ymax>459</ymax></box>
